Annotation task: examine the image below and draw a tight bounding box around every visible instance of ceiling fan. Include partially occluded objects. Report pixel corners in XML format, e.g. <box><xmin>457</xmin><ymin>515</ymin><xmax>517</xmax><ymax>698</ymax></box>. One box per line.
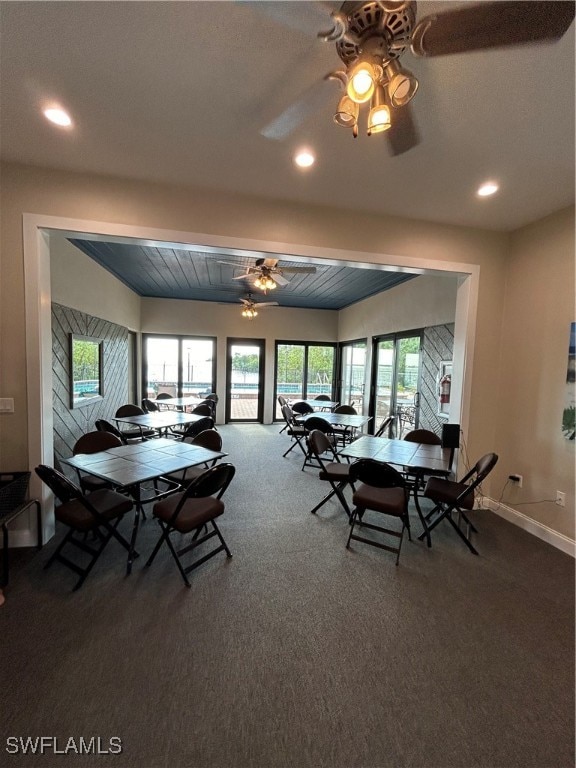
<box><xmin>260</xmin><ymin>1</ymin><xmax>575</xmax><ymax>155</ymax></box>
<box><xmin>218</xmin><ymin>257</ymin><xmax>317</xmax><ymax>291</ymax></box>
<box><xmin>239</xmin><ymin>293</ymin><xmax>279</xmax><ymax>319</ymax></box>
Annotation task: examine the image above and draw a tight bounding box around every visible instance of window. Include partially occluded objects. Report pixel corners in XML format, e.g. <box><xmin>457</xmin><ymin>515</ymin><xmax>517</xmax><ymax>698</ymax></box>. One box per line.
<box><xmin>143</xmin><ymin>335</ymin><xmax>216</xmax><ymax>399</ymax></box>
<box><xmin>274</xmin><ymin>342</ymin><xmax>336</xmax><ymax>418</ymax></box>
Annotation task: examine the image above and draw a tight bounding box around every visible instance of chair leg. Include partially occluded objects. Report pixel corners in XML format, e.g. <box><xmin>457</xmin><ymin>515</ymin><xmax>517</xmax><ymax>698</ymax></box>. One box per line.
<box><xmin>445</xmin><ymin>512</ymin><xmax>479</xmax><ymax>555</ymax></box>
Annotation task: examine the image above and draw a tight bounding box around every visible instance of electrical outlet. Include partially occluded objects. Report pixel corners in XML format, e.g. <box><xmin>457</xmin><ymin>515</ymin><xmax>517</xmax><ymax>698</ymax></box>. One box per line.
<box><xmin>509</xmin><ymin>473</ymin><xmax>523</xmax><ymax>488</ymax></box>
<box><xmin>556</xmin><ymin>491</ymin><xmax>566</xmax><ymax>507</ymax></box>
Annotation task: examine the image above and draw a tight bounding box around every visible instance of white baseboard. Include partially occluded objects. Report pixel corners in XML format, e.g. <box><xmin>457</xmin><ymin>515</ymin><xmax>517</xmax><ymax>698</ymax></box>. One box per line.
<box><xmin>479</xmin><ymin>496</ymin><xmax>575</xmax><ymax>558</ymax></box>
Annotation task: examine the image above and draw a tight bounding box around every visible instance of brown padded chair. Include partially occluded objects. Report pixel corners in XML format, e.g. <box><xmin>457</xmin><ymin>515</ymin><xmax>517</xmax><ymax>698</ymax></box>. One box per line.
<box><xmin>115</xmin><ymin>404</ymin><xmax>156</xmax><ymax>441</ymax></box>
<box><xmin>73</xmin><ymin>430</ymin><xmax>123</xmax><ymax>494</ymax></box>
<box><xmin>291</xmin><ymin>400</ymin><xmax>314</xmax><ymax>416</ymax></box>
<box><xmin>308</xmin><ymin>430</ymin><xmax>353</xmax><ymax>518</ymax></box>
<box><xmin>281</xmin><ymin>403</ymin><xmax>307</xmax><ymax>458</ymax></box>
<box><xmin>178</xmin><ymin>417</ymin><xmax>215</xmax><ymax>442</ymax></box>
<box><xmin>419</xmin><ymin>452</ymin><xmax>499</xmax><ymax>555</ymax></box>
<box><xmin>333</xmin><ymin>403</ymin><xmax>358</xmax><ymax>444</ymax></box>
<box><xmin>191</xmin><ymin>403</ymin><xmax>213</xmax><ymax>417</ymax></box>
<box><xmin>35</xmin><ymin>464</ymin><xmax>134</xmax><ymax>590</ymax></box>
<box><xmin>95</xmin><ymin>418</ymin><xmax>127</xmax><ymax>444</ymax></box>
<box><xmin>145</xmin><ymin>463</ymin><xmax>236</xmax><ymax>587</ymax></box>
<box><xmin>155</xmin><ymin>393</ymin><xmax>173</xmax><ymax>410</ymax></box>
<box><xmin>163</xmin><ymin>429</ymin><xmax>223</xmax><ymax>487</ymax></box>
<box><xmin>142</xmin><ymin>398</ymin><xmax>159</xmax><ymax>412</ymax></box>
<box><xmin>346</xmin><ymin>459</ymin><xmax>411</xmax><ymax>565</ymax></box>
<box><xmin>302</xmin><ymin>415</ymin><xmax>337</xmax><ymax>470</ymax></box>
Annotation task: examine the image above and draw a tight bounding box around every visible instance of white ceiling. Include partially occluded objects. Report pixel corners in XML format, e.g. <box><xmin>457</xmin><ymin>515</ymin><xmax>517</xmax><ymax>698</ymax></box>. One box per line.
<box><xmin>1</xmin><ymin>1</ymin><xmax>574</xmax><ymax>232</ymax></box>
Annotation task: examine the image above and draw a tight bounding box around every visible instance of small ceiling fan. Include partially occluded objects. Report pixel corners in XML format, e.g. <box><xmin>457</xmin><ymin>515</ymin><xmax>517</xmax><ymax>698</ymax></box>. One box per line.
<box><xmin>218</xmin><ymin>257</ymin><xmax>317</xmax><ymax>291</ymax></box>
<box><xmin>240</xmin><ymin>292</ymin><xmax>279</xmax><ymax>319</ymax></box>
<box><xmin>259</xmin><ymin>1</ymin><xmax>575</xmax><ymax>155</ymax></box>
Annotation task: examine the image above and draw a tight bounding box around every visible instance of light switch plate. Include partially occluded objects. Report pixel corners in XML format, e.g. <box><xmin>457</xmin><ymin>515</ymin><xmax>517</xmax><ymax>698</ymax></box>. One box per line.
<box><xmin>0</xmin><ymin>398</ymin><xmax>15</xmax><ymax>413</ymax></box>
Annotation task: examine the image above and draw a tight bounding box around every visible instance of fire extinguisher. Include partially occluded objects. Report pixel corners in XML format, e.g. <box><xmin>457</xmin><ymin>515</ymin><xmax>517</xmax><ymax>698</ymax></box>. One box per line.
<box><xmin>439</xmin><ymin>374</ymin><xmax>451</xmax><ymax>405</ymax></box>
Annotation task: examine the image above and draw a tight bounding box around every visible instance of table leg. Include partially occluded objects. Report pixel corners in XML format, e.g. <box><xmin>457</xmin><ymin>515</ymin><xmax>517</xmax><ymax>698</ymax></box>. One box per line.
<box><xmin>412</xmin><ymin>473</ymin><xmax>431</xmax><ymax>548</ymax></box>
<box><xmin>127</xmin><ymin>485</ymin><xmax>142</xmax><ymax>575</ymax></box>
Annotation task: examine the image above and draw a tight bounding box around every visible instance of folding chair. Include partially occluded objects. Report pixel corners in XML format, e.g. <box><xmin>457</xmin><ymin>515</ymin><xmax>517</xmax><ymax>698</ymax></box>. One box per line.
<box><xmin>163</xmin><ymin>429</ymin><xmax>223</xmax><ymax>488</ymax></box>
<box><xmin>301</xmin><ymin>415</ymin><xmax>337</xmax><ymax>470</ymax></box>
<box><xmin>73</xmin><ymin>430</ymin><xmax>123</xmax><ymax>494</ymax></box>
<box><xmin>281</xmin><ymin>404</ymin><xmax>307</xmax><ymax>458</ymax></box>
<box><xmin>308</xmin><ymin>430</ymin><xmax>353</xmax><ymax>518</ymax></box>
<box><xmin>418</xmin><ymin>452</ymin><xmax>498</xmax><ymax>554</ymax></box>
<box><xmin>35</xmin><ymin>465</ymin><xmax>134</xmax><ymax>590</ymax></box>
<box><xmin>145</xmin><ymin>463</ymin><xmax>236</xmax><ymax>587</ymax></box>
<box><xmin>346</xmin><ymin>459</ymin><xmax>411</xmax><ymax>565</ymax></box>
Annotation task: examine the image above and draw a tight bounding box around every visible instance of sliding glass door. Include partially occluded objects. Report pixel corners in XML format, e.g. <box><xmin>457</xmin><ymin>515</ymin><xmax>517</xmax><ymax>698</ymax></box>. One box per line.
<box><xmin>226</xmin><ymin>338</ymin><xmax>265</xmax><ymax>422</ymax></box>
<box><xmin>274</xmin><ymin>342</ymin><xmax>336</xmax><ymax>419</ymax></box>
<box><xmin>143</xmin><ymin>334</ymin><xmax>216</xmax><ymax>400</ymax></box>
<box><xmin>370</xmin><ymin>332</ymin><xmax>422</xmax><ymax>436</ymax></box>
<box><xmin>338</xmin><ymin>340</ymin><xmax>367</xmax><ymax>412</ymax></box>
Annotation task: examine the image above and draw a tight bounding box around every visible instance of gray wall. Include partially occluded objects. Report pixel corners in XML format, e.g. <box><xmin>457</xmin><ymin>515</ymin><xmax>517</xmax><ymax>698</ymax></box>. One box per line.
<box><xmin>419</xmin><ymin>323</ymin><xmax>455</xmax><ymax>434</ymax></box>
<box><xmin>52</xmin><ymin>303</ymin><xmax>130</xmax><ymax>463</ymax></box>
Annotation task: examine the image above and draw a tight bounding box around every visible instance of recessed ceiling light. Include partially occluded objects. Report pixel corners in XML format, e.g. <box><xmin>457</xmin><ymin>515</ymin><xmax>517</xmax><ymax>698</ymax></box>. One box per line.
<box><xmin>477</xmin><ymin>181</ymin><xmax>499</xmax><ymax>197</ymax></box>
<box><xmin>43</xmin><ymin>107</ymin><xmax>73</xmax><ymax>127</ymax></box>
<box><xmin>294</xmin><ymin>150</ymin><xmax>315</xmax><ymax>169</ymax></box>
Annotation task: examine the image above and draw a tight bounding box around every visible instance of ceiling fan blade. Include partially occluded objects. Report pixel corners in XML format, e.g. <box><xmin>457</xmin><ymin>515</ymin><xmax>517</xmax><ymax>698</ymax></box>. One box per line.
<box><xmin>280</xmin><ymin>266</ymin><xmax>317</xmax><ymax>274</ymax></box>
<box><xmin>232</xmin><ymin>273</ymin><xmax>254</xmax><ymax>280</ymax></box>
<box><xmin>260</xmin><ymin>76</ymin><xmax>336</xmax><ymax>140</ymax></box>
<box><xmin>261</xmin><ymin>258</ymin><xmax>279</xmax><ymax>268</ymax></box>
<box><xmin>217</xmin><ymin>259</ymin><xmax>249</xmax><ymax>267</ymax></box>
<box><xmin>411</xmin><ymin>1</ymin><xmax>575</xmax><ymax>57</ymax></box>
<box><xmin>244</xmin><ymin>1</ymin><xmax>337</xmax><ymax>36</ymax></box>
<box><xmin>273</xmin><ymin>273</ymin><xmax>290</xmax><ymax>287</ymax></box>
<box><xmin>257</xmin><ymin>302</ymin><xmax>280</xmax><ymax>308</ymax></box>
<box><xmin>386</xmin><ymin>103</ymin><xmax>420</xmax><ymax>157</ymax></box>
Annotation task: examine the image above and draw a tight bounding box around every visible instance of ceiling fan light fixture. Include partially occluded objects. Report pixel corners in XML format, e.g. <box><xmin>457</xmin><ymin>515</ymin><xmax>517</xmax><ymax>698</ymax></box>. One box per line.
<box><xmin>241</xmin><ymin>307</ymin><xmax>258</xmax><ymax>319</ymax></box>
<box><xmin>294</xmin><ymin>149</ymin><xmax>315</xmax><ymax>168</ymax></box>
<box><xmin>477</xmin><ymin>181</ymin><xmax>499</xmax><ymax>197</ymax></box>
<box><xmin>254</xmin><ymin>275</ymin><xmax>277</xmax><ymax>291</ymax></box>
<box><xmin>346</xmin><ymin>61</ymin><xmax>377</xmax><ymax>104</ymax></box>
<box><xmin>385</xmin><ymin>61</ymin><xmax>419</xmax><ymax>107</ymax></box>
<box><xmin>334</xmin><ymin>94</ymin><xmax>359</xmax><ymax>127</ymax></box>
<box><xmin>367</xmin><ymin>86</ymin><xmax>391</xmax><ymax>135</ymax></box>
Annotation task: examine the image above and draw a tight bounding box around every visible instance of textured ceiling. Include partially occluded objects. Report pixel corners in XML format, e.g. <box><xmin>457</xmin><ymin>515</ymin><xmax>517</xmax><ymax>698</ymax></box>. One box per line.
<box><xmin>1</xmin><ymin>1</ymin><xmax>574</xmax><ymax>232</ymax></box>
<box><xmin>69</xmin><ymin>239</ymin><xmax>416</xmax><ymax>310</ymax></box>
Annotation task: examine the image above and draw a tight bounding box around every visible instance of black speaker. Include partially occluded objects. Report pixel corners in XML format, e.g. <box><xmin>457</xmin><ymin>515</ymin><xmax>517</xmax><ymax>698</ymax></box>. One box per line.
<box><xmin>441</xmin><ymin>423</ymin><xmax>460</xmax><ymax>449</ymax></box>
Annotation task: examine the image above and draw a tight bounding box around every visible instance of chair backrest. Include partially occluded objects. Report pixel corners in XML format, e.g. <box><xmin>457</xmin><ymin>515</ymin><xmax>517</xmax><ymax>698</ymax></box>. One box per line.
<box><xmin>281</xmin><ymin>403</ymin><xmax>296</xmax><ymax>426</ymax></box>
<box><xmin>192</xmin><ymin>403</ymin><xmax>213</xmax><ymax>417</ymax></box>
<box><xmin>334</xmin><ymin>404</ymin><xmax>357</xmax><ymax>415</ymax></box>
<box><xmin>308</xmin><ymin>430</ymin><xmax>337</xmax><ymax>462</ymax></box>
<box><xmin>35</xmin><ymin>464</ymin><xmax>83</xmax><ymax>504</ymax></box>
<box><xmin>349</xmin><ymin>458</ymin><xmax>406</xmax><ymax>489</ymax></box>
<box><xmin>142</xmin><ymin>398</ymin><xmax>159</xmax><ymax>412</ymax></box>
<box><xmin>156</xmin><ymin>393</ymin><xmax>172</xmax><ymax>400</ymax></box>
<box><xmin>180</xmin><ymin>463</ymin><xmax>236</xmax><ymax>506</ymax></box>
<box><xmin>277</xmin><ymin>394</ymin><xmax>287</xmax><ymax>407</ymax></box>
<box><xmin>181</xmin><ymin>417</ymin><xmax>215</xmax><ymax>440</ymax></box>
<box><xmin>304</xmin><ymin>416</ymin><xmax>334</xmax><ymax>435</ymax></box>
<box><xmin>457</xmin><ymin>453</ymin><xmax>499</xmax><ymax>501</ymax></box>
<box><xmin>403</xmin><ymin>428</ymin><xmax>441</xmax><ymax>445</ymax></box>
<box><xmin>314</xmin><ymin>395</ymin><xmax>332</xmax><ymax>401</ymax></box>
<box><xmin>191</xmin><ymin>428</ymin><xmax>222</xmax><ymax>453</ymax></box>
<box><xmin>204</xmin><ymin>393</ymin><xmax>218</xmax><ymax>403</ymax></box>
<box><xmin>115</xmin><ymin>403</ymin><xmax>145</xmax><ymax>417</ymax></box>
<box><xmin>374</xmin><ymin>415</ymin><xmax>395</xmax><ymax>438</ymax></box>
<box><xmin>291</xmin><ymin>401</ymin><xmax>314</xmax><ymax>415</ymax></box>
<box><xmin>95</xmin><ymin>419</ymin><xmax>126</xmax><ymax>443</ymax></box>
<box><xmin>74</xmin><ymin>430</ymin><xmax>122</xmax><ymax>455</ymax></box>
<box><xmin>473</xmin><ymin>452</ymin><xmax>499</xmax><ymax>484</ymax></box>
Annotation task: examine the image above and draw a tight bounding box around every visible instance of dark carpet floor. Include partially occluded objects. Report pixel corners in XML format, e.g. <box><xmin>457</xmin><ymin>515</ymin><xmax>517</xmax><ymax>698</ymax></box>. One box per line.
<box><xmin>1</xmin><ymin>424</ymin><xmax>574</xmax><ymax>768</ymax></box>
